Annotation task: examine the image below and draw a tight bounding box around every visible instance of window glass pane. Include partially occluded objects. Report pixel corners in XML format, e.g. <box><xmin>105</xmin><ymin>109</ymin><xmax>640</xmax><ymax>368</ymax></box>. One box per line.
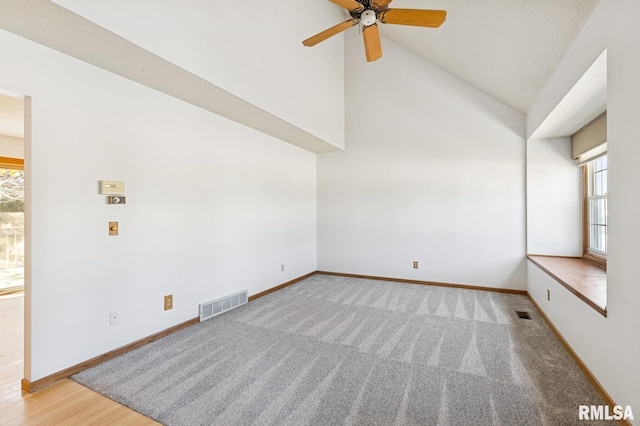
<box><xmin>0</xmin><ymin>168</ymin><xmax>24</xmax><ymax>294</ymax></box>
<box><xmin>596</xmin><ymin>225</ymin><xmax>606</xmax><ymax>252</ymax></box>
<box><xmin>593</xmin><ymin>171</ymin><xmax>606</xmax><ymax>196</ymax></box>
<box><xmin>587</xmin><ymin>161</ymin><xmax>595</xmax><ymax>197</ymax></box>
<box><xmin>596</xmin><ymin>198</ymin><xmax>606</xmax><ymax>225</ymax></box>
<box><xmin>586</xmin><ymin>155</ymin><xmax>608</xmax><ymax>255</ymax></box>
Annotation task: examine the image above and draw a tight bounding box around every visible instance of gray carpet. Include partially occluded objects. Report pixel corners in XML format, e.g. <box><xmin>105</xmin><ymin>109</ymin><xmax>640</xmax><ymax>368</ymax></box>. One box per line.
<box><xmin>72</xmin><ymin>274</ymin><xmax>614</xmax><ymax>425</ymax></box>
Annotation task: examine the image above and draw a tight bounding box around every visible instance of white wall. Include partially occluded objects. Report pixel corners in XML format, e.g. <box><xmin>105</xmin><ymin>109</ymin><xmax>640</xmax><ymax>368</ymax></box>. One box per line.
<box><xmin>527</xmin><ymin>137</ymin><xmax>581</xmax><ymax>255</ymax></box>
<box><xmin>0</xmin><ymin>29</ymin><xmax>317</xmax><ymax>381</ymax></box>
<box><xmin>0</xmin><ymin>134</ymin><xmax>23</xmax><ymax>159</ymax></box>
<box><xmin>317</xmin><ymin>32</ymin><xmax>526</xmax><ymax>290</ymax></box>
<box><xmin>50</xmin><ymin>0</ymin><xmax>346</xmax><ymax>149</ymax></box>
<box><xmin>527</xmin><ymin>0</ymin><xmax>640</xmax><ymax>414</ymax></box>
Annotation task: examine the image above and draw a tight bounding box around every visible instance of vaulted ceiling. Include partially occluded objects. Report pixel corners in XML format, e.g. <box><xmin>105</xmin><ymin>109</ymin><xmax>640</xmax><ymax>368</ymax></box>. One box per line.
<box><xmin>0</xmin><ymin>0</ymin><xmax>600</xmax><ymax>144</ymax></box>
<box><xmin>355</xmin><ymin>0</ymin><xmax>599</xmax><ymax>113</ymax></box>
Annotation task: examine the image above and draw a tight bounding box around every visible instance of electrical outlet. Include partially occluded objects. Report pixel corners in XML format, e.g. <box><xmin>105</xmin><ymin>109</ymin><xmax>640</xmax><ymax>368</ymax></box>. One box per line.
<box><xmin>109</xmin><ymin>311</ymin><xmax>119</xmax><ymax>326</ymax></box>
<box><xmin>164</xmin><ymin>294</ymin><xmax>173</xmax><ymax>311</ymax></box>
<box><xmin>413</xmin><ymin>261</ymin><xmax>419</xmax><ymax>269</ymax></box>
<box><xmin>109</xmin><ymin>221</ymin><xmax>119</xmax><ymax>236</ymax></box>
<box><xmin>281</xmin><ymin>264</ymin><xmax>285</xmax><ymax>272</ymax></box>
<box><xmin>547</xmin><ymin>289</ymin><xmax>550</xmax><ymax>301</ymax></box>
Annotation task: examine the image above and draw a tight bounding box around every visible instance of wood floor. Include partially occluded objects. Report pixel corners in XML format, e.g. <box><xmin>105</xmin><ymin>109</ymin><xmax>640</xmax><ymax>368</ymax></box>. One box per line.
<box><xmin>0</xmin><ymin>293</ymin><xmax>159</xmax><ymax>425</ymax></box>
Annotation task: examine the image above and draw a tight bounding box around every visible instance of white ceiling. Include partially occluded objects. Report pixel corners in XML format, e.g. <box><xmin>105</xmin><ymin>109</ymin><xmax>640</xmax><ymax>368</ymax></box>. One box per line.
<box><xmin>0</xmin><ymin>0</ymin><xmax>601</xmax><ymax>143</ymax></box>
<box><xmin>0</xmin><ymin>93</ymin><xmax>24</xmax><ymax>138</ymax></box>
<box><xmin>367</xmin><ymin>0</ymin><xmax>599</xmax><ymax>114</ymax></box>
<box><xmin>530</xmin><ymin>49</ymin><xmax>607</xmax><ymax>139</ymax></box>
<box><xmin>0</xmin><ymin>0</ymin><xmax>340</xmax><ymax>153</ymax></box>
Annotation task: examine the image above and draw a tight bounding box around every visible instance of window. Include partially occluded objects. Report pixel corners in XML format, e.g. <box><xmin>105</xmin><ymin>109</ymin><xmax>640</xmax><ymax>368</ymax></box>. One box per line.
<box><xmin>0</xmin><ymin>159</ymin><xmax>25</xmax><ymax>295</ymax></box>
<box><xmin>583</xmin><ymin>155</ymin><xmax>607</xmax><ymax>266</ymax></box>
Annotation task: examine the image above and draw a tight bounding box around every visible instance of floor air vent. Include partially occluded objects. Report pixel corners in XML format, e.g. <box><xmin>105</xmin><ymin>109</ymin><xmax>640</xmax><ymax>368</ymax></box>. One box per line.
<box><xmin>200</xmin><ymin>290</ymin><xmax>248</xmax><ymax>322</ymax></box>
<box><xmin>516</xmin><ymin>311</ymin><xmax>532</xmax><ymax>320</ymax></box>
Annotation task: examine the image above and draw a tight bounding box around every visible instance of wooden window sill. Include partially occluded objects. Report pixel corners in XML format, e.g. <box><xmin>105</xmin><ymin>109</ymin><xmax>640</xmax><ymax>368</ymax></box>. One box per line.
<box><xmin>527</xmin><ymin>255</ymin><xmax>607</xmax><ymax>317</ymax></box>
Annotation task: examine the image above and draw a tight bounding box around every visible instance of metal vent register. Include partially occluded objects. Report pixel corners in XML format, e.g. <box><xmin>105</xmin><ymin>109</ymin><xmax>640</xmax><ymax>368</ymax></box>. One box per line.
<box><xmin>199</xmin><ymin>290</ymin><xmax>248</xmax><ymax>321</ymax></box>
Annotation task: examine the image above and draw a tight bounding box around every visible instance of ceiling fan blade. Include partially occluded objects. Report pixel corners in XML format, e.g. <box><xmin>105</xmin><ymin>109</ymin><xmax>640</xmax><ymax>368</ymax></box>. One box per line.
<box><xmin>303</xmin><ymin>19</ymin><xmax>359</xmax><ymax>47</ymax></box>
<box><xmin>370</xmin><ymin>0</ymin><xmax>393</xmax><ymax>9</ymax></box>
<box><xmin>328</xmin><ymin>0</ymin><xmax>364</xmax><ymax>13</ymax></box>
<box><xmin>363</xmin><ymin>23</ymin><xmax>382</xmax><ymax>62</ymax></box>
<box><xmin>378</xmin><ymin>9</ymin><xmax>447</xmax><ymax>27</ymax></box>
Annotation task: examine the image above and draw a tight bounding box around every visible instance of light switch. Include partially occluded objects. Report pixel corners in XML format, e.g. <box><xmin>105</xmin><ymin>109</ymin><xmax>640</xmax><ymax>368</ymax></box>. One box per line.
<box><xmin>109</xmin><ymin>222</ymin><xmax>119</xmax><ymax>236</ymax></box>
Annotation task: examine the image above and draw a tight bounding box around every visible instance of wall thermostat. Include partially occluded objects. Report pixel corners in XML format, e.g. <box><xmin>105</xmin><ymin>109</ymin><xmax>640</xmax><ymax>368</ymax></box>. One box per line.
<box><xmin>99</xmin><ymin>181</ymin><xmax>125</xmax><ymax>195</ymax></box>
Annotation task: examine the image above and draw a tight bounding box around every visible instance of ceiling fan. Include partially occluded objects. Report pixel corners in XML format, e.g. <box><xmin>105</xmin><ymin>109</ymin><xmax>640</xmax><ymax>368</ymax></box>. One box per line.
<box><xmin>303</xmin><ymin>0</ymin><xmax>447</xmax><ymax>62</ymax></box>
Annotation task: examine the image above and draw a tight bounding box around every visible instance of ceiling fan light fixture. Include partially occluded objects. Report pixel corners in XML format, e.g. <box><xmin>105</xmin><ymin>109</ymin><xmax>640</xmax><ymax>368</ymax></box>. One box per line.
<box><xmin>303</xmin><ymin>1</ymin><xmax>446</xmax><ymax>62</ymax></box>
<box><xmin>360</xmin><ymin>10</ymin><xmax>377</xmax><ymax>26</ymax></box>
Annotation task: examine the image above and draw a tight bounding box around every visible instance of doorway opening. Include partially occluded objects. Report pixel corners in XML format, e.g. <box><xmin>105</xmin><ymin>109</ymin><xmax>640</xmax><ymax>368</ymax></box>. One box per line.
<box><xmin>0</xmin><ymin>89</ymin><xmax>27</xmax><ymax>404</ymax></box>
<box><xmin>0</xmin><ymin>91</ymin><xmax>25</xmax><ymax>295</ymax></box>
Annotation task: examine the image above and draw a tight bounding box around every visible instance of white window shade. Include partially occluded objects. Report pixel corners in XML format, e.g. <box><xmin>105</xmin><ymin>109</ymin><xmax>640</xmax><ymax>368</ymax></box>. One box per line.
<box><xmin>577</xmin><ymin>142</ymin><xmax>607</xmax><ymax>166</ymax></box>
<box><xmin>572</xmin><ymin>112</ymin><xmax>607</xmax><ymax>165</ymax></box>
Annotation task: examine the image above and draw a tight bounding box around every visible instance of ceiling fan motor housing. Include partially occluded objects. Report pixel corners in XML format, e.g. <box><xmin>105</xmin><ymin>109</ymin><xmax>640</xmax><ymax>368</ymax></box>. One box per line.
<box><xmin>360</xmin><ymin>10</ymin><xmax>377</xmax><ymax>26</ymax></box>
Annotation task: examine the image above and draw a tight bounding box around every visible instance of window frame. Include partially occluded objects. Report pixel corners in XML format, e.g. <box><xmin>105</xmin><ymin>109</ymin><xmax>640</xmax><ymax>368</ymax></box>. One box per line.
<box><xmin>0</xmin><ymin>156</ymin><xmax>24</xmax><ymax>170</ymax></box>
<box><xmin>582</xmin><ymin>156</ymin><xmax>607</xmax><ymax>268</ymax></box>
